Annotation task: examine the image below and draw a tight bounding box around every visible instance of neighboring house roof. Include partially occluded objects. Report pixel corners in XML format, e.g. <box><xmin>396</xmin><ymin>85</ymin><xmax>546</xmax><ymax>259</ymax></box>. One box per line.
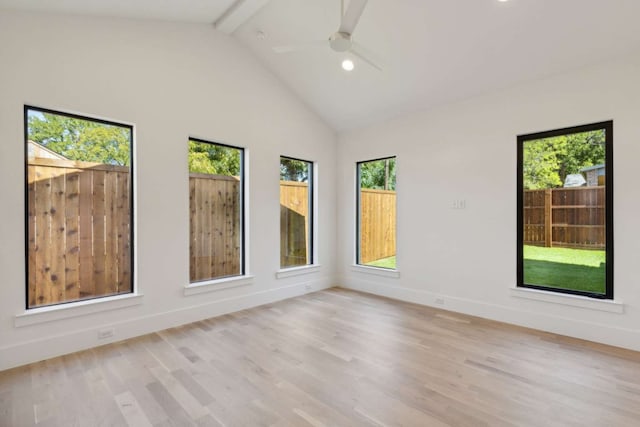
<box><xmin>27</xmin><ymin>140</ymin><xmax>68</xmax><ymax>160</ymax></box>
<box><xmin>580</xmin><ymin>164</ymin><xmax>605</xmax><ymax>172</ymax></box>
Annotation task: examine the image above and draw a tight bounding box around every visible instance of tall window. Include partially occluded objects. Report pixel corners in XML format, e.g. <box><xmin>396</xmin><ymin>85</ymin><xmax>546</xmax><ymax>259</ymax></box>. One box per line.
<box><xmin>188</xmin><ymin>138</ymin><xmax>244</xmax><ymax>282</ymax></box>
<box><xmin>517</xmin><ymin>121</ymin><xmax>613</xmax><ymax>299</ymax></box>
<box><xmin>357</xmin><ymin>157</ymin><xmax>397</xmax><ymax>269</ymax></box>
<box><xmin>25</xmin><ymin>106</ymin><xmax>133</xmax><ymax>308</ymax></box>
<box><xmin>280</xmin><ymin>156</ymin><xmax>313</xmax><ymax>268</ymax></box>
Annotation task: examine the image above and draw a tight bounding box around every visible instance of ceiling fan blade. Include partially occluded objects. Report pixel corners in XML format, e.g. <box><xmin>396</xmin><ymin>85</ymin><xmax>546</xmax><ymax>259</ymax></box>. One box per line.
<box><xmin>272</xmin><ymin>41</ymin><xmax>327</xmax><ymax>54</ymax></box>
<box><xmin>339</xmin><ymin>0</ymin><xmax>368</xmax><ymax>34</ymax></box>
<box><xmin>351</xmin><ymin>42</ymin><xmax>383</xmax><ymax>71</ymax></box>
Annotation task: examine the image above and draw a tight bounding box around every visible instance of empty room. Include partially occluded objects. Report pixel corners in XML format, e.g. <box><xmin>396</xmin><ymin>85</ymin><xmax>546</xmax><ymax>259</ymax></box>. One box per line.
<box><xmin>1</xmin><ymin>0</ymin><xmax>640</xmax><ymax>426</ymax></box>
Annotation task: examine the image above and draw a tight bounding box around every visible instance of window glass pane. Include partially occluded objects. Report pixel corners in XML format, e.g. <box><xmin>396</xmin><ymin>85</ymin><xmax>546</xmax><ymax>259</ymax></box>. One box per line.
<box><xmin>280</xmin><ymin>157</ymin><xmax>313</xmax><ymax>268</ymax></box>
<box><xmin>519</xmin><ymin>123</ymin><xmax>612</xmax><ymax>298</ymax></box>
<box><xmin>188</xmin><ymin>139</ymin><xmax>243</xmax><ymax>282</ymax></box>
<box><xmin>26</xmin><ymin>107</ymin><xmax>133</xmax><ymax>308</ymax></box>
<box><xmin>357</xmin><ymin>157</ymin><xmax>397</xmax><ymax>269</ymax></box>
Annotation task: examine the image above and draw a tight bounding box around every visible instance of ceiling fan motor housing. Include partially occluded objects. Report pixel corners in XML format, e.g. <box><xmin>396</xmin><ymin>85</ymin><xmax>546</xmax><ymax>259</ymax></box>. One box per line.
<box><xmin>329</xmin><ymin>32</ymin><xmax>352</xmax><ymax>52</ymax></box>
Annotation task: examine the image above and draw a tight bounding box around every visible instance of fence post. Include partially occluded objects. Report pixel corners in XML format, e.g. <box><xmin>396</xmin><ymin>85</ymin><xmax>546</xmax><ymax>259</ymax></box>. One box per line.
<box><xmin>545</xmin><ymin>188</ymin><xmax>552</xmax><ymax>247</ymax></box>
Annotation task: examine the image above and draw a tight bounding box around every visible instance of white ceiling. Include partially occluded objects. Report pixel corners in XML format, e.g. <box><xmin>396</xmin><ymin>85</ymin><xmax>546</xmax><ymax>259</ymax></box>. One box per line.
<box><xmin>0</xmin><ymin>0</ymin><xmax>236</xmax><ymax>24</ymax></box>
<box><xmin>2</xmin><ymin>0</ymin><xmax>640</xmax><ymax>132</ymax></box>
<box><xmin>236</xmin><ymin>0</ymin><xmax>640</xmax><ymax>131</ymax></box>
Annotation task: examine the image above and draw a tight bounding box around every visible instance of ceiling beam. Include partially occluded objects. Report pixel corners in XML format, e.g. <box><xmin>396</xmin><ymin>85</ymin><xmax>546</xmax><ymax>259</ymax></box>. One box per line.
<box><xmin>215</xmin><ymin>0</ymin><xmax>270</xmax><ymax>34</ymax></box>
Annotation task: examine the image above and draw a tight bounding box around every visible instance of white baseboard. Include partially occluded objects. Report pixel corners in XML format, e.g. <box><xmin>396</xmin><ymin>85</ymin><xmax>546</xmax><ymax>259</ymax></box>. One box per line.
<box><xmin>339</xmin><ymin>278</ymin><xmax>640</xmax><ymax>353</ymax></box>
<box><xmin>0</xmin><ymin>278</ymin><xmax>334</xmax><ymax>371</ymax></box>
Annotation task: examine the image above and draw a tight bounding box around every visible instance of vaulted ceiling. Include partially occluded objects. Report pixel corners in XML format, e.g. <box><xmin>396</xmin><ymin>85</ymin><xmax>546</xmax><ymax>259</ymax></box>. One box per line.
<box><xmin>2</xmin><ymin>0</ymin><xmax>640</xmax><ymax>131</ymax></box>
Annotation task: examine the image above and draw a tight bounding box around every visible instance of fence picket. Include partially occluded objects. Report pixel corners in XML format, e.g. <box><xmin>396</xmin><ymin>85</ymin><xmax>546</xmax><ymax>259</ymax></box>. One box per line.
<box><xmin>34</xmin><ymin>165</ymin><xmax>52</xmax><ymax>306</ymax></box>
<box><xmin>104</xmin><ymin>170</ymin><xmax>117</xmax><ymax>295</ymax></box>
<box><xmin>78</xmin><ymin>170</ymin><xmax>94</xmax><ymax>299</ymax></box>
<box><xmin>64</xmin><ymin>170</ymin><xmax>80</xmax><ymax>301</ymax></box>
<box><xmin>189</xmin><ymin>178</ymin><xmax>197</xmax><ymax>282</ymax></box>
<box><xmin>92</xmin><ymin>170</ymin><xmax>107</xmax><ymax>296</ymax></box>
<box><xmin>27</xmin><ymin>166</ymin><xmax>37</xmax><ymax>307</ymax></box>
<box><xmin>48</xmin><ymin>165</ymin><xmax>67</xmax><ymax>303</ymax></box>
<box><xmin>117</xmin><ymin>171</ymin><xmax>131</xmax><ymax>293</ymax></box>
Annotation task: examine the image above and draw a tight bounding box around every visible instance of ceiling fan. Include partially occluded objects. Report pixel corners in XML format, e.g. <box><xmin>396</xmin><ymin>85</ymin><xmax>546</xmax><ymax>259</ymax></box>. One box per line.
<box><xmin>272</xmin><ymin>0</ymin><xmax>382</xmax><ymax>71</ymax></box>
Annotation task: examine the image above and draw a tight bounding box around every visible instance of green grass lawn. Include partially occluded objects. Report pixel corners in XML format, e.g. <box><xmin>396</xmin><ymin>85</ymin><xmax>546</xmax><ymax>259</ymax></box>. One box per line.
<box><xmin>523</xmin><ymin>245</ymin><xmax>605</xmax><ymax>294</ymax></box>
<box><xmin>365</xmin><ymin>248</ymin><xmax>604</xmax><ymax>293</ymax></box>
<box><xmin>365</xmin><ymin>256</ymin><xmax>396</xmax><ymax>269</ymax></box>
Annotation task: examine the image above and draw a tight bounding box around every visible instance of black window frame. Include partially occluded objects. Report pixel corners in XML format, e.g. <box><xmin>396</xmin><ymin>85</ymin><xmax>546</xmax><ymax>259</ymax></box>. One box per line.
<box><xmin>517</xmin><ymin>121</ymin><xmax>613</xmax><ymax>299</ymax></box>
<box><xmin>188</xmin><ymin>137</ymin><xmax>246</xmax><ymax>280</ymax></box>
<box><xmin>24</xmin><ymin>105</ymin><xmax>135</xmax><ymax>309</ymax></box>
<box><xmin>279</xmin><ymin>155</ymin><xmax>314</xmax><ymax>268</ymax></box>
<box><xmin>356</xmin><ymin>156</ymin><xmax>397</xmax><ymax>269</ymax></box>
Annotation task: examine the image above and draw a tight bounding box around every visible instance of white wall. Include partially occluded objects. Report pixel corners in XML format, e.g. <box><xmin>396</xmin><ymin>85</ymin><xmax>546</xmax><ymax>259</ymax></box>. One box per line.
<box><xmin>337</xmin><ymin>55</ymin><xmax>640</xmax><ymax>351</ymax></box>
<box><xmin>0</xmin><ymin>10</ymin><xmax>337</xmax><ymax>370</ymax></box>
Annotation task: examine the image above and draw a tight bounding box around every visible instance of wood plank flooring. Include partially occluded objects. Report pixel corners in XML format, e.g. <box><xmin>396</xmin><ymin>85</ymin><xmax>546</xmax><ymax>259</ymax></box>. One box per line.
<box><xmin>2</xmin><ymin>288</ymin><xmax>640</xmax><ymax>426</ymax></box>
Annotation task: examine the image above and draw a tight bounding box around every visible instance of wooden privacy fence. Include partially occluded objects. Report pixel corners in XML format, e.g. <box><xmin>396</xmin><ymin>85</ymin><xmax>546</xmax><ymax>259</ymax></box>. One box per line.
<box><xmin>28</xmin><ymin>161</ymin><xmax>243</xmax><ymax>300</ymax></box>
<box><xmin>189</xmin><ymin>173</ymin><xmax>241</xmax><ymax>282</ymax></box>
<box><xmin>29</xmin><ymin>159</ymin><xmax>398</xmax><ymax>305</ymax></box>
<box><xmin>523</xmin><ymin>186</ymin><xmax>605</xmax><ymax>249</ymax></box>
<box><xmin>360</xmin><ymin>188</ymin><xmax>396</xmax><ymax>263</ymax></box>
<box><xmin>191</xmin><ymin>178</ymin><xmax>312</xmax><ymax>278</ymax></box>
<box><xmin>280</xmin><ymin>181</ymin><xmax>309</xmax><ymax>268</ymax></box>
<box><xmin>27</xmin><ymin>157</ymin><xmax>131</xmax><ymax>308</ymax></box>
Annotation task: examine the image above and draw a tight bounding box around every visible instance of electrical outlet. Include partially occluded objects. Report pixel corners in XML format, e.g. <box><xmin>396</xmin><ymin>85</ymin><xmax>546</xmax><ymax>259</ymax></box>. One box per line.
<box><xmin>435</xmin><ymin>298</ymin><xmax>445</xmax><ymax>305</ymax></box>
<box><xmin>97</xmin><ymin>328</ymin><xmax>115</xmax><ymax>340</ymax></box>
<box><xmin>452</xmin><ymin>199</ymin><xmax>466</xmax><ymax>209</ymax></box>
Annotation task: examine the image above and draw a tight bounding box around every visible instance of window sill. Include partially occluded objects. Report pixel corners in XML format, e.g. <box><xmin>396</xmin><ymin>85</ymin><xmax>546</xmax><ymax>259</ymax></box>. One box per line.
<box><xmin>184</xmin><ymin>275</ymin><xmax>254</xmax><ymax>296</ymax></box>
<box><xmin>351</xmin><ymin>264</ymin><xmax>401</xmax><ymax>279</ymax></box>
<box><xmin>15</xmin><ymin>293</ymin><xmax>144</xmax><ymax>327</ymax></box>
<box><xmin>510</xmin><ymin>287</ymin><xmax>624</xmax><ymax>313</ymax></box>
<box><xmin>275</xmin><ymin>265</ymin><xmax>321</xmax><ymax>279</ymax></box>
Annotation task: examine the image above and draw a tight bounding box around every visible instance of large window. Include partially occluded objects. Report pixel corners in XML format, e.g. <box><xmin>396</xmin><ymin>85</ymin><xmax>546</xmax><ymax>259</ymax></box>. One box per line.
<box><xmin>188</xmin><ymin>138</ymin><xmax>244</xmax><ymax>282</ymax></box>
<box><xmin>25</xmin><ymin>106</ymin><xmax>133</xmax><ymax>308</ymax></box>
<box><xmin>517</xmin><ymin>121</ymin><xmax>613</xmax><ymax>299</ymax></box>
<box><xmin>356</xmin><ymin>157</ymin><xmax>397</xmax><ymax>269</ymax></box>
<box><xmin>280</xmin><ymin>156</ymin><xmax>313</xmax><ymax>268</ymax></box>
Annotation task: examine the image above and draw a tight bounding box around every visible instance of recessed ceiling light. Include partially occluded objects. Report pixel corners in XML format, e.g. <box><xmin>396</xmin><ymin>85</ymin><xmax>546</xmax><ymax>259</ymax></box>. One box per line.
<box><xmin>342</xmin><ymin>59</ymin><xmax>354</xmax><ymax>71</ymax></box>
<box><xmin>498</xmin><ymin>0</ymin><xmax>509</xmax><ymax>2</ymax></box>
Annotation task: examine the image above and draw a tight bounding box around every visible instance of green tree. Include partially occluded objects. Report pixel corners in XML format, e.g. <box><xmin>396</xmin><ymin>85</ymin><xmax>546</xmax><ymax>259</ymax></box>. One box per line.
<box><xmin>188</xmin><ymin>140</ymin><xmax>240</xmax><ymax>176</ymax></box>
<box><xmin>360</xmin><ymin>158</ymin><xmax>396</xmax><ymax>190</ymax></box>
<box><xmin>523</xmin><ymin>138</ymin><xmax>563</xmax><ymax>189</ymax></box>
<box><xmin>280</xmin><ymin>158</ymin><xmax>309</xmax><ymax>182</ymax></box>
<box><xmin>28</xmin><ymin>111</ymin><xmax>131</xmax><ymax>165</ymax></box>
<box><xmin>523</xmin><ymin>130</ymin><xmax>605</xmax><ymax>190</ymax></box>
<box><xmin>556</xmin><ymin>130</ymin><xmax>605</xmax><ymax>182</ymax></box>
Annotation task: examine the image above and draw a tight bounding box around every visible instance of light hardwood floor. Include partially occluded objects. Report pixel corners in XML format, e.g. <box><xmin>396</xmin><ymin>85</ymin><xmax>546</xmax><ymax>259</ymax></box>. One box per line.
<box><xmin>2</xmin><ymin>288</ymin><xmax>640</xmax><ymax>426</ymax></box>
